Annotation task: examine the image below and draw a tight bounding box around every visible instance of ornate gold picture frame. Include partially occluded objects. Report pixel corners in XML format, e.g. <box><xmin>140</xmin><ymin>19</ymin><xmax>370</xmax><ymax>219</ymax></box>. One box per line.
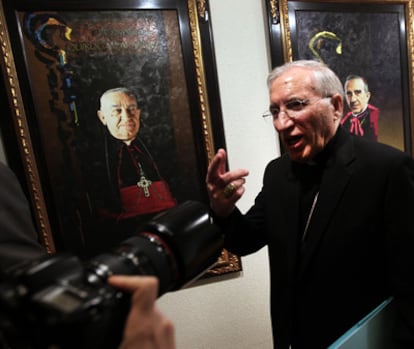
<box><xmin>0</xmin><ymin>0</ymin><xmax>241</xmax><ymax>276</ymax></box>
<box><xmin>266</xmin><ymin>0</ymin><xmax>414</xmax><ymax>154</ymax></box>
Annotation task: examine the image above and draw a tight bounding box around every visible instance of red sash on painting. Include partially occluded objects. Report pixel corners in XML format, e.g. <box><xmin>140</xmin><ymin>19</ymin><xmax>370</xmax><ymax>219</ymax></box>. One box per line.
<box><xmin>119</xmin><ymin>180</ymin><xmax>177</xmax><ymax>218</ymax></box>
<box><xmin>97</xmin><ymin>140</ymin><xmax>177</xmax><ymax>221</ymax></box>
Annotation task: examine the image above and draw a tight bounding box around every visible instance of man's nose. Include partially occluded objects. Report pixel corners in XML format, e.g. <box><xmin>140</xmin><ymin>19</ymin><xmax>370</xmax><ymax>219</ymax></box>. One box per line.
<box><xmin>120</xmin><ymin>108</ymin><xmax>131</xmax><ymax>119</ymax></box>
<box><xmin>274</xmin><ymin>111</ymin><xmax>294</xmax><ymax>130</ymax></box>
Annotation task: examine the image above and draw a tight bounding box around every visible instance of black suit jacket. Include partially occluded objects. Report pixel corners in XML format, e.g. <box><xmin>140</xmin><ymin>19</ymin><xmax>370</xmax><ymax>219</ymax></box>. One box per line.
<box><xmin>220</xmin><ymin>127</ymin><xmax>414</xmax><ymax>348</ymax></box>
<box><xmin>0</xmin><ymin>162</ymin><xmax>45</xmax><ymax>272</ymax></box>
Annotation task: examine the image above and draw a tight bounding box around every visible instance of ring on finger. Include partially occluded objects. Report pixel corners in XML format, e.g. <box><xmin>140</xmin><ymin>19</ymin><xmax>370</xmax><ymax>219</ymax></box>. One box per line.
<box><xmin>223</xmin><ymin>182</ymin><xmax>236</xmax><ymax>198</ymax></box>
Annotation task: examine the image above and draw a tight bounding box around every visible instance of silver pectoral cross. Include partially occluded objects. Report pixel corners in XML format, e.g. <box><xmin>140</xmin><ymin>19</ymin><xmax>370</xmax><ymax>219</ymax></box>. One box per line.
<box><xmin>137</xmin><ymin>175</ymin><xmax>152</xmax><ymax>197</ymax></box>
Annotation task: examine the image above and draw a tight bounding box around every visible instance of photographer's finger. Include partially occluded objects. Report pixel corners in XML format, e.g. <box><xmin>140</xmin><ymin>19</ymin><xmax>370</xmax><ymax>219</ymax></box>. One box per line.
<box><xmin>108</xmin><ymin>276</ymin><xmax>159</xmax><ymax>306</ymax></box>
<box><xmin>113</xmin><ymin>276</ymin><xmax>175</xmax><ymax>349</ymax></box>
<box><xmin>120</xmin><ymin>306</ymin><xmax>175</xmax><ymax>349</ymax></box>
<box><xmin>154</xmin><ymin>309</ymin><xmax>176</xmax><ymax>349</ymax></box>
<box><xmin>108</xmin><ymin>275</ymin><xmax>158</xmax><ymax>291</ymax></box>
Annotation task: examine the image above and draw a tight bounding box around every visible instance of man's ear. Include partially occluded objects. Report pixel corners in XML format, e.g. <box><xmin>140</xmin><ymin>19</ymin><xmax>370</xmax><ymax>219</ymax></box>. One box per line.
<box><xmin>331</xmin><ymin>94</ymin><xmax>343</xmax><ymax>121</ymax></box>
<box><xmin>97</xmin><ymin>110</ymin><xmax>107</xmax><ymax>125</ymax></box>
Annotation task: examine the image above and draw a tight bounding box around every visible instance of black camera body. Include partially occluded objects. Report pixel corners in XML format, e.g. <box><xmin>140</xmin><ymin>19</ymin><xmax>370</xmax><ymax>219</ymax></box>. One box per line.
<box><xmin>0</xmin><ymin>201</ymin><xmax>223</xmax><ymax>349</ymax></box>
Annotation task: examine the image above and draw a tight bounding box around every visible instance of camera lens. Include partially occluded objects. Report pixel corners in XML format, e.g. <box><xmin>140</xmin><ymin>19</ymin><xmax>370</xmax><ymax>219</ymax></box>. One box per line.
<box><xmin>87</xmin><ymin>233</ymin><xmax>178</xmax><ymax>294</ymax></box>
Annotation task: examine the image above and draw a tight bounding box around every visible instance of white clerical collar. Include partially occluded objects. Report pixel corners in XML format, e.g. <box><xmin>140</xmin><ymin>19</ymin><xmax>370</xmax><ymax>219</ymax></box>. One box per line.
<box><xmin>352</xmin><ymin>105</ymin><xmax>368</xmax><ymax>117</ymax></box>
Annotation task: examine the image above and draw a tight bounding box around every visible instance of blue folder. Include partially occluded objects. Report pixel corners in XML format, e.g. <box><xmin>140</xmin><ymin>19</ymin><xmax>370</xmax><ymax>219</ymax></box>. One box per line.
<box><xmin>328</xmin><ymin>297</ymin><xmax>395</xmax><ymax>349</ymax></box>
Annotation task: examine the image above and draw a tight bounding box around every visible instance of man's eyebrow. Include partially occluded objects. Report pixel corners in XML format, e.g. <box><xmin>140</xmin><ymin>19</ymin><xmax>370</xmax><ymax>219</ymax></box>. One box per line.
<box><xmin>270</xmin><ymin>97</ymin><xmax>302</xmax><ymax>105</ymax></box>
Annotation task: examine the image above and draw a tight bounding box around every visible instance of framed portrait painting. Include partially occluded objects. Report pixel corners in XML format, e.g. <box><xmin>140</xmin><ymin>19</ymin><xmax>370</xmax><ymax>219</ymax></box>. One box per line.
<box><xmin>0</xmin><ymin>0</ymin><xmax>241</xmax><ymax>276</ymax></box>
<box><xmin>266</xmin><ymin>0</ymin><xmax>414</xmax><ymax>155</ymax></box>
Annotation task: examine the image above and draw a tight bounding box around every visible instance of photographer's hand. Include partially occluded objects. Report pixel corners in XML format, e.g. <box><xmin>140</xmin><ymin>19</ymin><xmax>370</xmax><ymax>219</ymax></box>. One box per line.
<box><xmin>108</xmin><ymin>276</ymin><xmax>175</xmax><ymax>349</ymax></box>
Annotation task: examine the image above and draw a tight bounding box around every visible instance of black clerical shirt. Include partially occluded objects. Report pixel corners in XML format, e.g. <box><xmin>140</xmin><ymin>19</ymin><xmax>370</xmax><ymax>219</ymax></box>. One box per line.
<box><xmin>292</xmin><ymin>129</ymin><xmax>340</xmax><ymax>248</ymax></box>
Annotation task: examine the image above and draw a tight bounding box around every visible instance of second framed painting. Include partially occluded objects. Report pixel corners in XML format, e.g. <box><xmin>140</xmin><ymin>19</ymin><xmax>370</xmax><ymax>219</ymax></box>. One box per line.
<box><xmin>266</xmin><ymin>0</ymin><xmax>414</xmax><ymax>155</ymax></box>
<box><xmin>0</xmin><ymin>0</ymin><xmax>241</xmax><ymax>276</ymax></box>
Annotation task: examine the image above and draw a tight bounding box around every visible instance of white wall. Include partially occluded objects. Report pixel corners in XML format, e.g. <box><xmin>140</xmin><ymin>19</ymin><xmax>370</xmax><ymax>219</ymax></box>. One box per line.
<box><xmin>157</xmin><ymin>1</ymin><xmax>280</xmax><ymax>348</ymax></box>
